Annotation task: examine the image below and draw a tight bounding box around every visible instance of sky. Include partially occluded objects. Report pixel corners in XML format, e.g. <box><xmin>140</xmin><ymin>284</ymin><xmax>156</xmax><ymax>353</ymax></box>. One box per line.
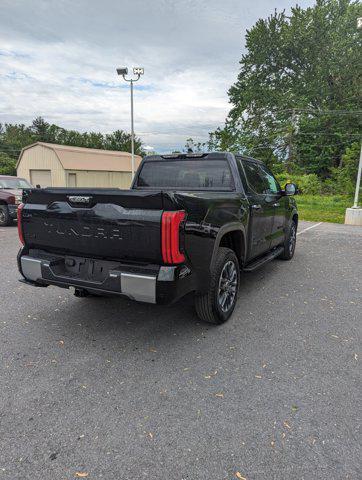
<box><xmin>0</xmin><ymin>0</ymin><xmax>314</xmax><ymax>153</ymax></box>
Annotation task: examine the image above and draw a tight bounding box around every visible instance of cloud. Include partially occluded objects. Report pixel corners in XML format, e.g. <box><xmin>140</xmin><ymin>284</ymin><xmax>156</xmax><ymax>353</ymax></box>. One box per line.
<box><xmin>0</xmin><ymin>0</ymin><xmax>314</xmax><ymax>152</ymax></box>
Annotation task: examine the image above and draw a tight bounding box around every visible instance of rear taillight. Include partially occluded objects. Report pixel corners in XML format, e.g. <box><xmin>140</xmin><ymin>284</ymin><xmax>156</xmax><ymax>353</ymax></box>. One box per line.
<box><xmin>17</xmin><ymin>203</ymin><xmax>24</xmax><ymax>245</ymax></box>
<box><xmin>161</xmin><ymin>210</ymin><xmax>185</xmax><ymax>264</ymax></box>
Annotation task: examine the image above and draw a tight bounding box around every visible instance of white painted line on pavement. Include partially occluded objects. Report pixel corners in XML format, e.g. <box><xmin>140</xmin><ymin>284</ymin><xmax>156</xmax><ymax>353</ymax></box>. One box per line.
<box><xmin>297</xmin><ymin>222</ymin><xmax>322</xmax><ymax>236</ymax></box>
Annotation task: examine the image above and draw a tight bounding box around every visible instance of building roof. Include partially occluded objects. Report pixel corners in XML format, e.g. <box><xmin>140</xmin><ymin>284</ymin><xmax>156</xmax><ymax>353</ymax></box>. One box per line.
<box><xmin>17</xmin><ymin>142</ymin><xmax>142</xmax><ymax>172</ymax></box>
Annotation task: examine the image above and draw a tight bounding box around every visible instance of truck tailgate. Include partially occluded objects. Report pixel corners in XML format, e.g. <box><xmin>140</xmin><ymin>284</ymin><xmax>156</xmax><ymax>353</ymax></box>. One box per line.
<box><xmin>21</xmin><ymin>189</ymin><xmax>165</xmax><ymax>263</ymax></box>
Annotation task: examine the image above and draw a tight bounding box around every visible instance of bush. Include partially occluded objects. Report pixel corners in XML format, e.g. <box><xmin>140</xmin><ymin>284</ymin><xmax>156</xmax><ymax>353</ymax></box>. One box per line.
<box><xmin>296</xmin><ymin>174</ymin><xmax>322</xmax><ymax>195</ymax></box>
<box><xmin>275</xmin><ymin>172</ymin><xmax>322</xmax><ymax>195</ymax></box>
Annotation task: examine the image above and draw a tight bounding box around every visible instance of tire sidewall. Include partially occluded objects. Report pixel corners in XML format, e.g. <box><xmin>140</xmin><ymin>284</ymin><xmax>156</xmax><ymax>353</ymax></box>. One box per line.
<box><xmin>0</xmin><ymin>205</ymin><xmax>10</xmax><ymax>226</ymax></box>
<box><xmin>212</xmin><ymin>250</ymin><xmax>240</xmax><ymax>323</ymax></box>
<box><xmin>286</xmin><ymin>221</ymin><xmax>297</xmax><ymax>259</ymax></box>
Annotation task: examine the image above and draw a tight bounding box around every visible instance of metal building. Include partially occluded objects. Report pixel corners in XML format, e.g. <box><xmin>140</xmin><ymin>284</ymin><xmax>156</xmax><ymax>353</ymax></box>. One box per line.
<box><xmin>16</xmin><ymin>142</ymin><xmax>142</xmax><ymax>188</ymax></box>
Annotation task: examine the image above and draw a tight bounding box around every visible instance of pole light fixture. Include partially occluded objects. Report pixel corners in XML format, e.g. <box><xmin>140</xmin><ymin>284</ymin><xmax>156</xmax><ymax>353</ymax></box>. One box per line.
<box><xmin>133</xmin><ymin>67</ymin><xmax>144</xmax><ymax>75</ymax></box>
<box><xmin>116</xmin><ymin>66</ymin><xmax>144</xmax><ymax>179</ymax></box>
<box><xmin>116</xmin><ymin>67</ymin><xmax>128</xmax><ymax>76</ymax></box>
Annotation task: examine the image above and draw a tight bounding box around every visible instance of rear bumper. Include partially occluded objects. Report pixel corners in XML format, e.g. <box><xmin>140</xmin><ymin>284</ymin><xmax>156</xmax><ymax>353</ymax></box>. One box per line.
<box><xmin>18</xmin><ymin>250</ymin><xmax>196</xmax><ymax>305</ymax></box>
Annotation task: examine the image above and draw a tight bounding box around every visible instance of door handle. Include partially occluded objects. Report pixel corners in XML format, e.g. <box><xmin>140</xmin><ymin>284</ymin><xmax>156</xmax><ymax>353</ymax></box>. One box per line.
<box><xmin>273</xmin><ymin>202</ymin><xmax>280</xmax><ymax>207</ymax></box>
<box><xmin>252</xmin><ymin>204</ymin><xmax>262</xmax><ymax>211</ymax></box>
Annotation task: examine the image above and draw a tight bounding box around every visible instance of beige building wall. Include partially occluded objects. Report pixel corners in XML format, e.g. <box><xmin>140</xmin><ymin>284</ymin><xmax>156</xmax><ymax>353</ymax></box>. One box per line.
<box><xmin>65</xmin><ymin>170</ymin><xmax>133</xmax><ymax>188</ymax></box>
<box><xmin>17</xmin><ymin>143</ymin><xmax>138</xmax><ymax>189</ymax></box>
<box><xmin>17</xmin><ymin>144</ymin><xmax>66</xmax><ymax>187</ymax></box>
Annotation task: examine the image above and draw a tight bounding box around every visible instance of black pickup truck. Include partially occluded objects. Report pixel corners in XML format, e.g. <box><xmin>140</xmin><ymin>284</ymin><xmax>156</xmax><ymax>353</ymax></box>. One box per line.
<box><xmin>17</xmin><ymin>152</ymin><xmax>298</xmax><ymax>324</ymax></box>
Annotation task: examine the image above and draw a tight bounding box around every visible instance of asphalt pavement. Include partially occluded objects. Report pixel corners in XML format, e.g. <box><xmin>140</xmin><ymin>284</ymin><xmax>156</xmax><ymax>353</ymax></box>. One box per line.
<box><xmin>0</xmin><ymin>221</ymin><xmax>361</xmax><ymax>480</ymax></box>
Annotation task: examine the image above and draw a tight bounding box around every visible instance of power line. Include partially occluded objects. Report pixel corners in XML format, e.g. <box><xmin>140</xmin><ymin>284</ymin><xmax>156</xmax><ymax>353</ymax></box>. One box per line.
<box><xmin>239</xmin><ymin>141</ymin><xmax>360</xmax><ymax>151</ymax></box>
<box><xmin>249</xmin><ymin>108</ymin><xmax>362</xmax><ymax>115</ymax></box>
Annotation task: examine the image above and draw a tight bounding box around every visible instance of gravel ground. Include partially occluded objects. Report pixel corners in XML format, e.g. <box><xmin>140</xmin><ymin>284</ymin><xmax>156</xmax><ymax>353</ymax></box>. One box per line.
<box><xmin>0</xmin><ymin>221</ymin><xmax>361</xmax><ymax>480</ymax></box>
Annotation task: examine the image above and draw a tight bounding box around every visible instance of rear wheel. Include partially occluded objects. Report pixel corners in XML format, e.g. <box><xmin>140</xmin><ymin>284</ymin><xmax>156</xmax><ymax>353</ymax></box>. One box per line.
<box><xmin>0</xmin><ymin>205</ymin><xmax>12</xmax><ymax>226</ymax></box>
<box><xmin>278</xmin><ymin>220</ymin><xmax>297</xmax><ymax>260</ymax></box>
<box><xmin>195</xmin><ymin>247</ymin><xmax>239</xmax><ymax>325</ymax></box>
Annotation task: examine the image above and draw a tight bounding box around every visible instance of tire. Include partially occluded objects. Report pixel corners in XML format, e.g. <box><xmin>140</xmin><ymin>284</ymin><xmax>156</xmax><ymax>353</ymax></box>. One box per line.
<box><xmin>0</xmin><ymin>205</ymin><xmax>12</xmax><ymax>226</ymax></box>
<box><xmin>278</xmin><ymin>220</ymin><xmax>297</xmax><ymax>260</ymax></box>
<box><xmin>195</xmin><ymin>247</ymin><xmax>240</xmax><ymax>325</ymax></box>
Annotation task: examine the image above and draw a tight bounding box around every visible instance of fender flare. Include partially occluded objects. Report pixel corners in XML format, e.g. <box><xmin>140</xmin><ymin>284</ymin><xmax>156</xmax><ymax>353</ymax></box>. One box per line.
<box><xmin>210</xmin><ymin>223</ymin><xmax>247</xmax><ymax>270</ymax></box>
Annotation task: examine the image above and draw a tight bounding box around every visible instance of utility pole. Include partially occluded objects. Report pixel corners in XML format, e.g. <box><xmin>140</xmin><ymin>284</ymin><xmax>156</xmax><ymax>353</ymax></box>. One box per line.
<box><xmin>116</xmin><ymin>67</ymin><xmax>144</xmax><ymax>179</ymax></box>
<box><xmin>286</xmin><ymin>109</ymin><xmax>298</xmax><ymax>173</ymax></box>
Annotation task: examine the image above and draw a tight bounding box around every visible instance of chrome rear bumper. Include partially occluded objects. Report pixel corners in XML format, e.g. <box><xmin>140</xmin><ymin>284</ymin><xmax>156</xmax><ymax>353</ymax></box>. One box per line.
<box><xmin>20</xmin><ymin>255</ymin><xmax>156</xmax><ymax>303</ymax></box>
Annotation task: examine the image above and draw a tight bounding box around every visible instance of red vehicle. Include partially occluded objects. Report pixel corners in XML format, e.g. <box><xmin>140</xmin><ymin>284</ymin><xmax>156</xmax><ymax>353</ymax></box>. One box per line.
<box><xmin>0</xmin><ymin>175</ymin><xmax>32</xmax><ymax>226</ymax></box>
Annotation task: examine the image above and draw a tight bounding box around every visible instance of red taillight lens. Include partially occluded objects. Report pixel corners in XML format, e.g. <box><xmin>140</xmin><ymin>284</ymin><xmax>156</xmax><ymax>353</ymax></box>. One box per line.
<box><xmin>17</xmin><ymin>203</ymin><xmax>25</xmax><ymax>245</ymax></box>
<box><xmin>161</xmin><ymin>211</ymin><xmax>185</xmax><ymax>264</ymax></box>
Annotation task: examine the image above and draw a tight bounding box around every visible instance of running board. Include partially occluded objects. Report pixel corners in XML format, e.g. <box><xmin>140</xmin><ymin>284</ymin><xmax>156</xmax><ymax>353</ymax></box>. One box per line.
<box><xmin>243</xmin><ymin>246</ymin><xmax>284</xmax><ymax>272</ymax></box>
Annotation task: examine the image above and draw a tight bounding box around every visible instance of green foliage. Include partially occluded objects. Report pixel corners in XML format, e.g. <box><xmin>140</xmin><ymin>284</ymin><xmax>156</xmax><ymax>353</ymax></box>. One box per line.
<box><xmin>276</xmin><ymin>172</ymin><xmax>322</xmax><ymax>195</ymax></box>
<box><xmin>0</xmin><ymin>117</ymin><xmax>145</xmax><ymax>163</ymax></box>
<box><xmin>324</xmin><ymin>142</ymin><xmax>360</xmax><ymax>194</ymax></box>
<box><xmin>0</xmin><ymin>152</ymin><xmax>16</xmax><ymax>175</ymax></box>
<box><xmin>184</xmin><ymin>138</ymin><xmax>207</xmax><ymax>153</ymax></box>
<box><xmin>104</xmin><ymin>130</ymin><xmax>143</xmax><ymax>155</ymax></box>
<box><xmin>0</xmin><ymin>123</ymin><xmax>34</xmax><ymax>160</ymax></box>
<box><xmin>209</xmin><ymin>0</ymin><xmax>362</xmax><ymax>178</ymax></box>
<box><xmin>296</xmin><ymin>175</ymin><xmax>322</xmax><ymax>195</ymax></box>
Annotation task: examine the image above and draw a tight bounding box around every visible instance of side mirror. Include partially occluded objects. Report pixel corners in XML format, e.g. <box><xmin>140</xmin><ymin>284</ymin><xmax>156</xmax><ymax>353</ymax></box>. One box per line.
<box><xmin>284</xmin><ymin>183</ymin><xmax>297</xmax><ymax>195</ymax></box>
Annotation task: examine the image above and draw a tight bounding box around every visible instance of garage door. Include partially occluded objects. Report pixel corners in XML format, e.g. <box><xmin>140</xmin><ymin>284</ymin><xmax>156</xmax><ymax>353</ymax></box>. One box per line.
<box><xmin>30</xmin><ymin>170</ymin><xmax>52</xmax><ymax>188</ymax></box>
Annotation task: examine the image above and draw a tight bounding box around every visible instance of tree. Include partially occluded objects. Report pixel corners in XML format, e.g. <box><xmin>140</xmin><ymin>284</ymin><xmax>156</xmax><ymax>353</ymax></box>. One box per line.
<box><xmin>184</xmin><ymin>138</ymin><xmax>207</xmax><ymax>152</ymax></box>
<box><xmin>105</xmin><ymin>130</ymin><xmax>144</xmax><ymax>156</ymax></box>
<box><xmin>0</xmin><ymin>153</ymin><xmax>16</xmax><ymax>175</ymax></box>
<box><xmin>209</xmin><ymin>0</ymin><xmax>362</xmax><ymax>177</ymax></box>
<box><xmin>31</xmin><ymin>117</ymin><xmax>50</xmax><ymax>141</ymax></box>
<box><xmin>324</xmin><ymin>141</ymin><xmax>361</xmax><ymax>194</ymax></box>
<box><xmin>0</xmin><ymin>123</ymin><xmax>34</xmax><ymax>160</ymax></box>
<box><xmin>0</xmin><ymin>119</ymin><xmax>146</xmax><ymax>162</ymax></box>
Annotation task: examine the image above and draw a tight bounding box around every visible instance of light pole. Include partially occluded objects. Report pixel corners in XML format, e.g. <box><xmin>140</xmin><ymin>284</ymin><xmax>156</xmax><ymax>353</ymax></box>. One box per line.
<box><xmin>116</xmin><ymin>67</ymin><xmax>144</xmax><ymax>179</ymax></box>
<box><xmin>344</xmin><ymin>18</ymin><xmax>362</xmax><ymax>225</ymax></box>
<box><xmin>352</xmin><ymin>144</ymin><xmax>362</xmax><ymax>208</ymax></box>
<box><xmin>353</xmin><ymin>18</ymin><xmax>362</xmax><ymax>209</ymax></box>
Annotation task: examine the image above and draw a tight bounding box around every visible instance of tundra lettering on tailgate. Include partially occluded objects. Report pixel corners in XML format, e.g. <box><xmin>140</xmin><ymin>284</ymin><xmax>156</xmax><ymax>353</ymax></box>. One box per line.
<box><xmin>43</xmin><ymin>220</ymin><xmax>124</xmax><ymax>240</ymax></box>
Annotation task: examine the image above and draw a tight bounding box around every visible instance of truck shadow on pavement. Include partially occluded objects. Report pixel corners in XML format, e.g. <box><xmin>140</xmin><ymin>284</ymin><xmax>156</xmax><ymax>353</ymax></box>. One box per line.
<box><xmin>32</xmin><ymin>262</ymin><xmax>281</xmax><ymax>354</ymax></box>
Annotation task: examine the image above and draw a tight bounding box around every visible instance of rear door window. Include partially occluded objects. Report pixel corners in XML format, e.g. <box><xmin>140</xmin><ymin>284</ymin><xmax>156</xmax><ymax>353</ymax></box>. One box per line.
<box><xmin>242</xmin><ymin>161</ymin><xmax>280</xmax><ymax>195</ymax></box>
<box><xmin>235</xmin><ymin>156</ymin><xmax>248</xmax><ymax>192</ymax></box>
<box><xmin>242</xmin><ymin>161</ymin><xmax>268</xmax><ymax>194</ymax></box>
<box><xmin>259</xmin><ymin>165</ymin><xmax>280</xmax><ymax>194</ymax></box>
<box><xmin>137</xmin><ymin>159</ymin><xmax>234</xmax><ymax>190</ymax></box>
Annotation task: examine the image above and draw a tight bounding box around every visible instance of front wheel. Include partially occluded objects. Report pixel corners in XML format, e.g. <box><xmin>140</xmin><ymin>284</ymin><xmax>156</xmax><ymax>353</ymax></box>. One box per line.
<box><xmin>0</xmin><ymin>205</ymin><xmax>12</xmax><ymax>226</ymax></box>
<box><xmin>195</xmin><ymin>247</ymin><xmax>240</xmax><ymax>325</ymax></box>
<box><xmin>278</xmin><ymin>220</ymin><xmax>297</xmax><ymax>260</ymax></box>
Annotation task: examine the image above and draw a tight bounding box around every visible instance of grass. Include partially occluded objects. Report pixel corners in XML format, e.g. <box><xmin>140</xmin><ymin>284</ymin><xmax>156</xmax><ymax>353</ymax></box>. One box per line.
<box><xmin>295</xmin><ymin>194</ymin><xmax>353</xmax><ymax>224</ymax></box>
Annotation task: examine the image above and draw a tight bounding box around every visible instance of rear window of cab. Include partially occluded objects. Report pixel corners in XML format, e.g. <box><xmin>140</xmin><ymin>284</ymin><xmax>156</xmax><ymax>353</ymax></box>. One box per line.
<box><xmin>137</xmin><ymin>159</ymin><xmax>234</xmax><ymax>190</ymax></box>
